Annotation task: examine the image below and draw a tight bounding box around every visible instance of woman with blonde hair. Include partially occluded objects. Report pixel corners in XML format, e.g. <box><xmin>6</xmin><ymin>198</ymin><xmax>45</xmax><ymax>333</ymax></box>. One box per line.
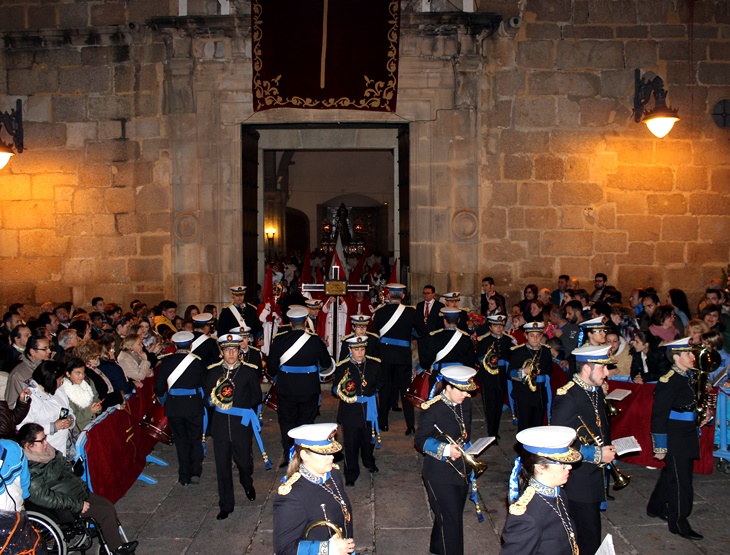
<box><xmin>117</xmin><ymin>334</ymin><xmax>153</xmax><ymax>383</ymax></box>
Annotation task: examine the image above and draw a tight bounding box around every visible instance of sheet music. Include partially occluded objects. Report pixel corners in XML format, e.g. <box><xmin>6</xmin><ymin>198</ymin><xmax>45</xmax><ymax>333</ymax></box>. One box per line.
<box><xmin>465</xmin><ymin>436</ymin><xmax>495</xmax><ymax>457</ymax></box>
<box><xmin>605</xmin><ymin>389</ymin><xmax>632</xmax><ymax>401</ymax></box>
<box><xmin>612</xmin><ymin>436</ymin><xmax>641</xmax><ymax>456</ymax></box>
<box><xmin>595</xmin><ymin>533</ymin><xmax>616</xmax><ymax>555</ymax></box>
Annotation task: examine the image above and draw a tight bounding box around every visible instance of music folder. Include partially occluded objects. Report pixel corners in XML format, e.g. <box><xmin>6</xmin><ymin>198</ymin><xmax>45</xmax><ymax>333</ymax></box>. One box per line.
<box><xmin>465</xmin><ymin>436</ymin><xmax>496</xmax><ymax>457</ymax></box>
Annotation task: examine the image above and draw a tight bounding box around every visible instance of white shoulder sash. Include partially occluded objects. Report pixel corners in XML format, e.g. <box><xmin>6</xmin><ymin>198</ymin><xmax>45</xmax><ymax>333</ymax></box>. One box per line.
<box><xmin>379</xmin><ymin>304</ymin><xmax>406</xmax><ymax>337</ymax></box>
<box><xmin>167</xmin><ymin>353</ymin><xmax>198</xmax><ymax>389</ymax></box>
<box><xmin>433</xmin><ymin>330</ymin><xmax>463</xmax><ymax>365</ymax></box>
<box><xmin>279</xmin><ymin>333</ymin><xmax>312</xmax><ymax>366</ymax></box>
<box><xmin>191</xmin><ymin>334</ymin><xmax>208</xmax><ymax>352</ymax></box>
<box><xmin>228</xmin><ymin>305</ymin><xmax>246</xmax><ymax>328</ymax></box>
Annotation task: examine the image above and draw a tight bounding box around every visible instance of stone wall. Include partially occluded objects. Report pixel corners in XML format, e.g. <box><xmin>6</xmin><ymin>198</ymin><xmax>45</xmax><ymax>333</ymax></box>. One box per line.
<box><xmin>0</xmin><ymin>0</ymin><xmax>728</xmax><ymax>314</ymax></box>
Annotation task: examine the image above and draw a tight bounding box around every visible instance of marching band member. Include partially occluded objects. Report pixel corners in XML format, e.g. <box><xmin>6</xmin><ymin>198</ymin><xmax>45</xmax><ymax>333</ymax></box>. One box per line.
<box><xmin>551</xmin><ymin>344</ymin><xmax>617</xmax><ymax>555</ymax></box>
<box><xmin>440</xmin><ymin>292</ymin><xmax>470</xmax><ymax>333</ymax></box>
<box><xmin>338</xmin><ymin>315</ymin><xmax>379</xmax><ymax>363</ymax></box>
<box><xmin>206</xmin><ymin>333</ymin><xmax>264</xmax><ymax>520</ymax></box>
<box><xmin>508</xmin><ymin>322</ymin><xmax>552</xmax><ymax>431</ymax></box>
<box><xmin>154</xmin><ymin>331</ymin><xmax>206</xmax><ymax>486</ymax></box>
<box><xmin>476</xmin><ymin>314</ymin><xmax>515</xmax><ymax>440</ymax></box>
<box><xmin>500</xmin><ymin>426</ymin><xmax>582</xmax><ymax>555</ymax></box>
<box><xmin>218</xmin><ymin>285</ymin><xmax>262</xmax><ymax>339</ymax></box>
<box><xmin>415</xmin><ymin>365</ymin><xmax>479</xmax><ymax>555</ymax></box>
<box><xmin>647</xmin><ymin>337</ymin><xmax>709</xmax><ymax>540</ymax></box>
<box><xmin>419</xmin><ymin>307</ymin><xmax>475</xmax><ymax>389</ymax></box>
<box><xmin>334</xmin><ymin>336</ymin><xmax>384</xmax><ymax>486</ymax></box>
<box><xmin>274</xmin><ymin>423</ymin><xmax>356</xmax><ymax>555</ymax></box>
<box><xmin>190</xmin><ymin>313</ymin><xmax>220</xmax><ymax>368</ymax></box>
<box><xmin>268</xmin><ymin>306</ymin><xmax>332</xmax><ymax>467</ymax></box>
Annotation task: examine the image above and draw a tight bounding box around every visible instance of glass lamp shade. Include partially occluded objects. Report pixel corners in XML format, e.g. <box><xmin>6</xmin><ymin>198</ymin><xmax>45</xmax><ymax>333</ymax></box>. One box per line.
<box><xmin>0</xmin><ymin>150</ymin><xmax>13</xmax><ymax>170</ymax></box>
<box><xmin>644</xmin><ymin>115</ymin><xmax>679</xmax><ymax>139</ymax></box>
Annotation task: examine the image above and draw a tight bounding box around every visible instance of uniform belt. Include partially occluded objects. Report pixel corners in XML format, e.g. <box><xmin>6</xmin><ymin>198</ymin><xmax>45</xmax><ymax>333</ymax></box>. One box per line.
<box><xmin>379</xmin><ymin>337</ymin><xmax>410</xmax><ymax>348</ymax></box>
<box><xmin>669</xmin><ymin>410</ymin><xmax>695</xmax><ymax>421</ymax></box>
<box><xmin>169</xmin><ymin>387</ymin><xmax>203</xmax><ymax>396</ymax></box>
<box><xmin>535</xmin><ymin>375</ymin><xmax>547</xmax><ymax>384</ymax></box>
<box><xmin>280</xmin><ymin>365</ymin><xmax>318</xmax><ymax>374</ymax></box>
<box><xmin>214</xmin><ymin>406</ymin><xmax>272</xmax><ymax>469</ymax></box>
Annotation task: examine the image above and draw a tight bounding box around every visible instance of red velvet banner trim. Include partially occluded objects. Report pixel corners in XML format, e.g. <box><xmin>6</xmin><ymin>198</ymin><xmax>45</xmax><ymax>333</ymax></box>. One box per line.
<box><xmin>252</xmin><ymin>0</ymin><xmax>400</xmax><ymax>112</ymax></box>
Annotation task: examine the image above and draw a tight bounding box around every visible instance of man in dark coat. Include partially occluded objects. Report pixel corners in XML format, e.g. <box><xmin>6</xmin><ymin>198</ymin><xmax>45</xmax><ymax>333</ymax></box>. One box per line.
<box><xmin>218</xmin><ymin>285</ymin><xmax>262</xmax><ymax>340</ymax></box>
<box><xmin>508</xmin><ymin>322</ymin><xmax>553</xmax><ymax>431</ymax></box>
<box><xmin>416</xmin><ymin>284</ymin><xmax>445</xmax><ymax>333</ymax></box>
<box><xmin>154</xmin><ymin>331</ymin><xmax>207</xmax><ymax>486</ymax></box>
<box><xmin>551</xmin><ymin>344</ymin><xmax>617</xmax><ymax>555</ymax></box>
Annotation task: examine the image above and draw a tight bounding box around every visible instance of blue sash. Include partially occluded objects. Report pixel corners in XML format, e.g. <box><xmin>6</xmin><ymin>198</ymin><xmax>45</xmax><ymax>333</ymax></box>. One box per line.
<box><xmin>353</xmin><ymin>394</ymin><xmax>381</xmax><ymax>449</ymax></box>
<box><xmin>215</xmin><ymin>406</ymin><xmax>272</xmax><ymax>469</ymax></box>
<box><xmin>669</xmin><ymin>410</ymin><xmax>695</xmax><ymax>422</ymax></box>
<box><xmin>280</xmin><ymin>365</ymin><xmax>318</xmax><ymax>374</ymax></box>
<box><xmin>379</xmin><ymin>337</ymin><xmax>410</xmax><ymax>348</ymax></box>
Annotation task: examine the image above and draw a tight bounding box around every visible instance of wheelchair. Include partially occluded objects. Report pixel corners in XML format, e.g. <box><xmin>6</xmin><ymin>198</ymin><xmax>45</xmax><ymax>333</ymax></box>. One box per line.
<box><xmin>25</xmin><ymin>500</ymin><xmax>131</xmax><ymax>555</ymax></box>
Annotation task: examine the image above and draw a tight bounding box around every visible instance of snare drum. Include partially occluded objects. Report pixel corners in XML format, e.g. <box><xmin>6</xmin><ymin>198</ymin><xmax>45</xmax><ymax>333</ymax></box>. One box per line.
<box><xmin>140</xmin><ymin>397</ymin><xmax>173</xmax><ymax>445</ymax></box>
<box><xmin>263</xmin><ymin>382</ymin><xmax>278</xmax><ymax>411</ymax></box>
<box><xmin>405</xmin><ymin>370</ymin><xmax>433</xmax><ymax>408</ymax></box>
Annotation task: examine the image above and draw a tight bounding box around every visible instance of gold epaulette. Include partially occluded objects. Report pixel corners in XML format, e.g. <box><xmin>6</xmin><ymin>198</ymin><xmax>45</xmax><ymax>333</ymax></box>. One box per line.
<box><xmin>242</xmin><ymin>361</ymin><xmax>259</xmax><ymax>370</ymax></box>
<box><xmin>458</xmin><ymin>329</ymin><xmax>470</xmax><ymax>336</ymax></box>
<box><xmin>332</xmin><ymin>463</ymin><xmax>340</xmax><ymax>470</ymax></box>
<box><xmin>557</xmin><ymin>381</ymin><xmax>574</xmax><ymax>395</ymax></box>
<box><xmin>460</xmin><ymin>307</ymin><xmax>469</xmax><ymax>312</ymax></box>
<box><xmin>420</xmin><ymin>395</ymin><xmax>442</xmax><ymax>410</ymax></box>
<box><xmin>509</xmin><ymin>485</ymin><xmax>536</xmax><ymax>515</ymax></box>
<box><xmin>374</xmin><ymin>304</ymin><xmax>386</xmax><ymax>311</ymax></box>
<box><xmin>189</xmin><ymin>353</ymin><xmax>201</xmax><ymax>361</ymax></box>
<box><xmin>336</xmin><ymin>358</ymin><xmax>349</xmax><ymax>367</ymax></box>
<box><xmin>207</xmin><ymin>360</ymin><xmax>224</xmax><ymax>370</ymax></box>
<box><xmin>341</xmin><ymin>333</ymin><xmax>354</xmax><ymax>341</ymax></box>
<box><xmin>273</xmin><ymin>330</ymin><xmax>289</xmax><ymax>339</ymax></box>
<box><xmin>430</xmin><ymin>328</ymin><xmax>444</xmax><ymax>336</ymax></box>
<box><xmin>223</xmin><ymin>302</ymin><xmax>235</xmax><ymax>309</ymax></box>
<box><xmin>305</xmin><ymin>330</ymin><xmax>318</xmax><ymax>336</ymax></box>
<box><xmin>250</xmin><ymin>346</ymin><xmax>260</xmax><ymax>352</ymax></box>
<box><xmin>510</xmin><ymin>344</ymin><xmax>523</xmax><ymax>351</ymax></box>
<box><xmin>366</xmin><ymin>332</ymin><xmax>379</xmax><ymax>338</ymax></box>
<box><xmin>365</xmin><ymin>355</ymin><xmax>381</xmax><ymax>363</ymax></box>
<box><xmin>659</xmin><ymin>369</ymin><xmax>675</xmax><ymax>383</ymax></box>
<box><xmin>247</xmin><ymin>302</ymin><xmax>257</xmax><ymax>310</ymax></box>
<box><xmin>278</xmin><ymin>472</ymin><xmax>300</xmax><ymax>495</ymax></box>
<box><xmin>157</xmin><ymin>352</ymin><xmax>173</xmax><ymax>359</ymax></box>
<box><xmin>476</xmin><ymin>332</ymin><xmax>490</xmax><ymax>341</ymax></box>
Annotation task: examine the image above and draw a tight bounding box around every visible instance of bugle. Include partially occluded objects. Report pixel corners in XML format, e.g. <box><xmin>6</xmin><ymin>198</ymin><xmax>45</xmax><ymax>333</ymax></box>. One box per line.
<box><xmin>577</xmin><ymin>416</ymin><xmax>631</xmax><ymax>490</ymax></box>
<box><xmin>304</xmin><ymin>504</ymin><xmax>344</xmax><ymax>540</ymax></box>
<box><xmin>433</xmin><ymin>424</ymin><xmax>488</xmax><ymax>479</ymax></box>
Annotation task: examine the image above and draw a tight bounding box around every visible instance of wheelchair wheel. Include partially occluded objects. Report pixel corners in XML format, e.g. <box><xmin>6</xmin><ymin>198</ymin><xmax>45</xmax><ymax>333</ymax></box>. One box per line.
<box><xmin>27</xmin><ymin>510</ymin><xmax>68</xmax><ymax>555</ymax></box>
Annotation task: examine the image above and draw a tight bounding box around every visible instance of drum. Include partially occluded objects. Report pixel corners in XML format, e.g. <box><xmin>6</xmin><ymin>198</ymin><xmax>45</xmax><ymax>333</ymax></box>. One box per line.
<box><xmin>405</xmin><ymin>370</ymin><xmax>433</xmax><ymax>408</ymax></box>
<box><xmin>319</xmin><ymin>357</ymin><xmax>337</xmax><ymax>384</ymax></box>
<box><xmin>263</xmin><ymin>382</ymin><xmax>278</xmax><ymax>411</ymax></box>
<box><xmin>140</xmin><ymin>397</ymin><xmax>173</xmax><ymax>445</ymax></box>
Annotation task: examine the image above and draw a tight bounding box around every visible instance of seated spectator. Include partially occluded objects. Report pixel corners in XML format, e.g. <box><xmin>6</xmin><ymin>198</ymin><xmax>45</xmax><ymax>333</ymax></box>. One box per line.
<box><xmin>606</xmin><ymin>328</ymin><xmax>631</xmax><ymax>377</ymax></box>
<box><xmin>18</xmin><ymin>423</ymin><xmax>138</xmax><ymax>555</ymax></box>
<box><xmin>609</xmin><ymin>303</ymin><xmax>639</xmax><ymax>343</ymax></box>
<box><xmin>629</xmin><ymin>330</ymin><xmax>670</xmax><ymax>384</ymax></box>
<box><xmin>112</xmin><ymin>315</ymin><xmax>133</xmax><ymax>353</ymax></box>
<box><xmin>183</xmin><ymin>305</ymin><xmax>200</xmax><ymax>321</ymax></box>
<box><xmin>117</xmin><ymin>334</ymin><xmax>153</xmax><ymax>383</ymax></box>
<box><xmin>89</xmin><ymin>311</ymin><xmax>105</xmax><ymax>339</ymax></box>
<box><xmin>54</xmin><ymin>328</ymin><xmax>80</xmax><ymax>363</ymax></box>
<box><xmin>0</xmin><ymin>438</ymin><xmax>30</xmax><ymax>512</ymax></box>
<box><xmin>685</xmin><ymin>318</ymin><xmax>709</xmax><ymax>346</ymax></box>
<box><xmin>61</xmin><ymin>358</ymin><xmax>103</xmax><ymax>432</ymax></box>
<box><xmin>700</xmin><ymin>330</ymin><xmax>730</xmax><ymax>383</ymax></box>
<box><xmin>666</xmin><ymin>288</ymin><xmax>692</xmax><ymax>328</ymax></box>
<box><xmin>519</xmin><ymin>284</ymin><xmax>538</xmax><ymax>316</ymax></box>
<box><xmin>69</xmin><ymin>319</ymin><xmax>92</xmax><ymax>342</ymax></box>
<box><xmin>524</xmin><ymin>298</ymin><xmax>544</xmax><ymax>324</ymax></box>
<box><xmin>17</xmin><ymin>361</ymin><xmax>74</xmax><ymax>458</ymax></box>
<box><xmin>648</xmin><ymin>305</ymin><xmax>680</xmax><ymax>344</ymax></box>
<box><xmin>0</xmin><ymin>386</ymin><xmax>31</xmax><ymax>439</ymax></box>
<box><xmin>5</xmin><ymin>335</ymin><xmax>52</xmax><ymax>409</ymax></box>
<box><xmin>105</xmin><ymin>304</ymin><xmax>122</xmax><ymax>325</ymax></box>
<box><xmin>72</xmin><ymin>343</ymin><xmax>125</xmax><ymax>411</ymax></box>
<box><xmin>97</xmin><ymin>337</ymin><xmax>136</xmax><ymax>393</ymax></box>
<box><xmin>700</xmin><ymin>304</ymin><xmax>730</xmax><ymax>354</ymax></box>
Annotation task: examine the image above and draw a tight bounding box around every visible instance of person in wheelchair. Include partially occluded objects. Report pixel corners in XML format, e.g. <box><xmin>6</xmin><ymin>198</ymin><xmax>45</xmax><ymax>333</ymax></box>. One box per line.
<box><xmin>18</xmin><ymin>423</ymin><xmax>138</xmax><ymax>555</ymax></box>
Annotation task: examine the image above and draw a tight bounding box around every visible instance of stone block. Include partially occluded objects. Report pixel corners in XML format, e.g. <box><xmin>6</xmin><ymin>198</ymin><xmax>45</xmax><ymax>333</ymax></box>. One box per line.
<box><xmin>529</xmin><ymin>71</ymin><xmax>600</xmax><ymax>96</ymax></box>
<box><xmin>524</xmin><ymin>207</ymin><xmax>559</xmax><ymax>229</ymax></box>
<box><xmin>140</xmin><ymin>235</ymin><xmax>169</xmax><ymax>257</ymax></box>
<box><xmin>23</xmin><ymin>122</ymin><xmax>67</xmax><ymax>149</ymax></box>
<box><xmin>510</xmin><ymin>230</ymin><xmax>541</xmax><ymax>256</ymax></box>
<box><xmin>654</xmin><ymin>141</ymin><xmax>692</xmax><ymax>166</ymax></box>
<box><xmin>606</xmin><ymin>137</ymin><xmax>654</xmax><ymax>165</ymax></box>
<box><xmin>92</xmin><ymin>214</ymin><xmax>117</xmax><ymax>235</ymax></box>
<box><xmin>72</xmin><ymin>188</ymin><xmax>105</xmax><ymax>215</ymax></box>
<box><xmin>617</xmin><ymin>264</ymin><xmax>663</xmax><ymax>291</ymax></box>
<box><xmin>0</xmin><ymin>174</ymin><xmax>32</xmax><ymax>201</ymax></box>
<box><xmin>625</xmin><ymin>40</ymin><xmax>659</xmax><ymax>68</ymax></box>
<box><xmin>534</xmin><ymin>155</ymin><xmax>565</xmax><ymax>181</ymax></box>
<box><xmin>709</xmin><ymin>41</ymin><xmax>730</xmax><ymax>60</ymax></box>
<box><xmin>647</xmin><ymin>193</ymin><xmax>687</xmax><ymax>215</ymax></box>
<box><xmin>18</xmin><ymin>230</ymin><xmax>69</xmax><ymax>258</ymax></box>
<box><xmin>55</xmin><ymin>215</ymin><xmax>93</xmax><ymax>236</ymax></box>
<box><xmin>565</xmin><ymin>156</ymin><xmax>590</xmax><ymax>181</ymax></box>
<box><xmin>503</xmin><ymin>155</ymin><xmax>532</xmax><ymax>180</ymax></box>
<box><xmin>115</xmin><ymin>213</ymin><xmax>143</xmax><ymax>235</ymax></box>
<box><xmin>114</xmin><ymin>65</ymin><xmax>135</xmax><ymax>93</ymax></box>
<box><xmin>524</xmin><ymin>0</ymin><xmax>572</xmax><ymax>22</ymax></box>
<box><xmin>616</xmin><ymin>241</ymin><xmax>655</xmax><ymax>265</ymax></box>
<box><xmin>549</xmin><ymin>131</ymin><xmax>605</xmax><ymax>154</ymax></box>
<box><xmin>60</xmin><ymin>3</ymin><xmax>88</xmax><ymax>27</ymax></box>
<box><xmin>128</xmin><ymin>258</ymin><xmax>164</xmax><ymax>282</ymax></box>
<box><xmin>101</xmin><ymin>236</ymin><xmax>136</xmax><ymax>257</ymax></box>
<box><xmin>673</xmin><ymin>166</ymin><xmax>708</xmax><ymax>192</ymax></box>
<box><xmin>479</xmin><ymin>208</ymin><xmax>507</xmax><ymax>239</ymax></box>
<box><xmin>34</xmin><ymin>283</ymin><xmax>72</xmax><ymax>304</ymax></box>
<box><xmin>600</xmin><ymin>69</ymin><xmax>634</xmax><ymax>98</ymax></box>
<box><xmin>595</xmin><ymin>204</ymin><xmax>616</xmax><ymax>229</ymax></box>
<box><xmin>660</xmin><ymin>40</ymin><xmax>705</xmax><ymax>61</ymax></box>
<box><xmin>134</xmin><ymin>93</ymin><xmax>161</xmax><ymax>118</ymax></box>
<box><xmin>520</xmin><ymin>257</ymin><xmax>556</xmax><ymax>279</ymax></box>
<box><xmin>688</xmin><ymin>193</ymin><xmax>730</xmax><ymax>215</ymax></box>
<box><xmin>648</xmin><ymin>25</ymin><xmax>686</xmax><ymax>38</ymax></box>
<box><xmin>78</xmin><ymin>164</ymin><xmax>112</xmax><ymax>187</ymax></box>
<box><xmin>551</xmin><ymin>182</ymin><xmax>603</xmax><ymax>205</ymax></box>
<box><xmin>2</xmin><ymin>258</ymin><xmax>61</xmax><ymax>282</ymax></box>
<box><xmin>665</xmin><ymin>60</ymin><xmax>699</xmax><ymax>86</ymax></box>
<box><xmin>514</xmin><ymin>97</ymin><xmax>556</xmax><ymax>128</ymax></box>
<box><xmin>88</xmin><ymin>96</ymin><xmax>132</xmax><ymax>120</ymax></box>
<box><xmin>560</xmin><ymin>206</ymin><xmax>585</xmax><ymax>229</ymax></box>
<box><xmin>525</xmin><ymin>23</ymin><xmax>562</xmax><ymax>39</ymax></box>
<box><xmin>136</xmin><ymin>186</ymin><xmax>171</xmax><ymax>213</ymax></box>
<box><xmin>558</xmin><ymin>257</ymin><xmax>591</xmax><ymax>279</ymax></box>
<box><xmin>586</xmin><ymin>0</ymin><xmax>637</xmax><ymax>24</ymax></box>
<box><xmin>34</xmin><ymin>48</ymin><xmax>81</xmax><ymax>69</ymax></box>
<box><xmin>0</xmin><ymin>230</ymin><xmax>19</xmax><ymax>258</ymax></box>
<box><xmin>86</xmin><ymin>140</ymin><xmax>139</xmax><ymax>163</ymax></box>
<box><xmin>0</xmin><ymin>6</ymin><xmax>26</xmax><ymax>31</ymax></box>
<box><xmin>686</xmin><ymin>242</ymin><xmax>730</xmax><ymax>264</ymax></box>
<box><xmin>8</xmin><ymin>68</ymin><xmax>58</xmax><ymax>95</ymax></box>
<box><xmin>25</xmin><ymin>96</ymin><xmax>52</xmax><ymax>122</ymax></box>
<box><xmin>500</xmin><ymin>130</ymin><xmax>551</xmax><ymax>155</ymax></box>
<box><xmin>66</xmin><ymin>122</ymin><xmax>98</xmax><ymax>148</ymax></box>
<box><xmin>81</xmin><ymin>46</ymin><xmax>130</xmax><ymax>67</ymax></box>
<box><xmin>556</xmin><ymin>97</ymin><xmax>581</xmax><ymax>127</ymax></box>
<box><xmin>542</xmin><ymin>230</ymin><xmax>594</xmax><ymax>256</ymax></box>
<box><xmin>105</xmin><ymin>187</ymin><xmax>136</xmax><ymax>213</ymax></box>
<box><xmin>516</xmin><ymin>41</ymin><xmax>554</xmax><ymax>68</ymax></box>
<box><xmin>693</xmin><ymin>143</ymin><xmax>730</xmax><ymax>167</ymax></box>
<box><xmin>65</xmin><ymin>237</ymin><xmax>100</xmax><ymax>258</ymax></box>
<box><xmin>507</xmin><ymin>207</ymin><xmax>525</xmax><ymax>228</ymax></box>
<box><xmin>93</xmin><ymin>258</ymin><xmax>128</xmax><ymax>284</ymax></box>
<box><xmin>519</xmin><ymin>182</ymin><xmax>550</xmax><ymax>206</ymax></box>
<box><xmin>60</xmin><ymin>66</ymin><xmax>111</xmax><ymax>94</ymax></box>
<box><xmin>128</xmin><ymin>118</ymin><xmax>161</xmax><ymax>139</ymax></box>
<box><xmin>562</xmin><ymin>25</ymin><xmax>613</xmax><ymax>39</ymax></box>
<box><xmin>579</xmin><ymin>98</ymin><xmax>620</xmax><ymax>127</ymax></box>
<box><xmin>98</xmin><ymin>121</ymin><xmax>123</xmax><ymax>141</ymax></box>
<box><xmin>557</xmin><ymin>41</ymin><xmax>623</xmax><ymax>70</ymax></box>
<box><xmin>61</xmin><ymin>258</ymin><xmax>95</xmax><ymax>285</ymax></box>
<box><xmin>595</xmin><ymin>231</ymin><xmax>628</xmax><ymax>253</ymax></box>
<box><xmin>90</xmin><ymin>2</ymin><xmax>126</xmax><ymax>26</ymax></box>
<box><xmin>616</xmin><ymin>26</ymin><xmax>649</xmax><ymax>38</ymax></box>
<box><xmin>661</xmin><ymin>215</ymin><xmax>699</xmax><ymax>241</ymax></box>
<box><xmin>2</xmin><ymin>200</ymin><xmax>54</xmax><ymax>229</ymax></box>
<box><xmin>52</xmin><ymin>97</ymin><xmax>87</xmax><ymax>122</ymax></box>
<box><xmin>494</xmin><ymin>70</ymin><xmax>526</xmax><ymax>97</ymax></box>
<box><xmin>30</xmin><ymin>175</ymin><xmax>62</xmax><ymax>201</ymax></box>
<box><xmin>699</xmin><ymin>216</ymin><xmax>730</xmax><ymax>242</ymax></box>
<box><xmin>606</xmin><ymin>165</ymin><xmax>674</xmax><ymax>191</ymax></box>
<box><xmin>488</xmin><ymin>100</ymin><xmax>513</xmax><ymax>129</ymax></box>
<box><xmin>655</xmin><ymin>242</ymin><xmax>686</xmax><ymax>264</ymax></box>
<box><xmin>710</xmin><ymin>168</ymin><xmax>730</xmax><ymax>194</ymax></box>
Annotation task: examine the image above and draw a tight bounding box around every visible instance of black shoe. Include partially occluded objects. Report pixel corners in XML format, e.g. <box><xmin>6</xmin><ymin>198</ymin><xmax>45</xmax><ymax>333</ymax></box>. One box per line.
<box><xmin>216</xmin><ymin>511</ymin><xmax>231</xmax><ymax>520</ymax></box>
<box><xmin>392</xmin><ymin>407</ymin><xmax>402</xmax><ymax>412</ymax></box>
<box><xmin>646</xmin><ymin>510</ymin><xmax>668</xmax><ymax>521</ymax></box>
<box><xmin>245</xmin><ymin>486</ymin><xmax>256</xmax><ymax>501</ymax></box>
<box><xmin>367</xmin><ymin>465</ymin><xmax>379</xmax><ymax>473</ymax></box>
<box><xmin>673</xmin><ymin>529</ymin><xmax>703</xmax><ymax>540</ymax></box>
<box><xmin>345</xmin><ymin>481</ymin><xmax>355</xmax><ymax>487</ymax></box>
<box><xmin>179</xmin><ymin>480</ymin><xmax>190</xmax><ymax>486</ymax></box>
<box><xmin>380</xmin><ymin>424</ymin><xmax>389</xmax><ymax>432</ymax></box>
<box><xmin>405</xmin><ymin>427</ymin><xmax>415</xmax><ymax>436</ymax></box>
<box><xmin>112</xmin><ymin>540</ymin><xmax>139</xmax><ymax>555</ymax></box>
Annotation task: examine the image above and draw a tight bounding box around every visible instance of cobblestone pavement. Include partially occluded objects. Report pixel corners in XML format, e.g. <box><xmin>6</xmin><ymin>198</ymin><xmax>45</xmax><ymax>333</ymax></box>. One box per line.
<box><xmin>111</xmin><ymin>391</ymin><xmax>729</xmax><ymax>554</ymax></box>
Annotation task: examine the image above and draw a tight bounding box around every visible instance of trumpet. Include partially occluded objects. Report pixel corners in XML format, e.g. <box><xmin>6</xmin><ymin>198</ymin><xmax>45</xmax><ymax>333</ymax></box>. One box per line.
<box><xmin>433</xmin><ymin>424</ymin><xmax>488</xmax><ymax>479</ymax></box>
<box><xmin>577</xmin><ymin>416</ymin><xmax>631</xmax><ymax>490</ymax></box>
<box><xmin>522</xmin><ymin>350</ymin><xmax>540</xmax><ymax>392</ymax></box>
<box><xmin>605</xmin><ymin>399</ymin><xmax>621</xmax><ymax>417</ymax></box>
<box><xmin>694</xmin><ymin>346</ymin><xmax>721</xmax><ymax>425</ymax></box>
<box><xmin>304</xmin><ymin>504</ymin><xmax>344</xmax><ymax>540</ymax></box>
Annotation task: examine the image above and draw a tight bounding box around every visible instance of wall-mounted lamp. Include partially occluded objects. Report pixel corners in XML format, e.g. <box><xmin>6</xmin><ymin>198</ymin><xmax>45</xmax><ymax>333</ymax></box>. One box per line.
<box><xmin>0</xmin><ymin>99</ymin><xmax>24</xmax><ymax>170</ymax></box>
<box><xmin>633</xmin><ymin>68</ymin><xmax>679</xmax><ymax>138</ymax></box>
<box><xmin>265</xmin><ymin>227</ymin><xmax>277</xmax><ymax>261</ymax></box>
